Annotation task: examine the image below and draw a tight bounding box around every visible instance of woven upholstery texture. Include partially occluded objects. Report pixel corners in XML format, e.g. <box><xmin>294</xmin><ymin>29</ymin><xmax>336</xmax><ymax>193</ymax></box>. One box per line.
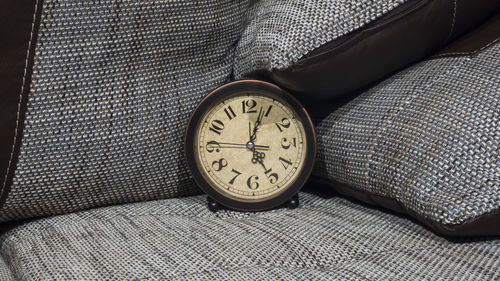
<box><xmin>234</xmin><ymin>0</ymin><xmax>408</xmax><ymax>77</ymax></box>
<box><xmin>0</xmin><ymin>258</ymin><xmax>14</xmax><ymax>281</ymax></box>
<box><xmin>315</xmin><ymin>42</ymin><xmax>500</xmax><ymax>227</ymax></box>
<box><xmin>0</xmin><ymin>192</ymin><xmax>498</xmax><ymax>280</ymax></box>
<box><xmin>0</xmin><ymin>0</ymin><xmax>248</xmax><ymax>222</ymax></box>
<box><xmin>0</xmin><ymin>0</ymin><xmax>419</xmax><ymax>223</ymax></box>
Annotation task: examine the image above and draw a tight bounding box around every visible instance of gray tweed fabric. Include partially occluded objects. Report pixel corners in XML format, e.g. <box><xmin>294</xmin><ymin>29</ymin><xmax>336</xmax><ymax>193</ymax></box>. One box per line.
<box><xmin>0</xmin><ymin>0</ymin><xmax>248</xmax><ymax>222</ymax></box>
<box><xmin>0</xmin><ymin>257</ymin><xmax>14</xmax><ymax>281</ymax></box>
<box><xmin>0</xmin><ymin>192</ymin><xmax>498</xmax><ymax>280</ymax></box>
<box><xmin>234</xmin><ymin>0</ymin><xmax>408</xmax><ymax>77</ymax></box>
<box><xmin>1</xmin><ymin>0</ymin><xmax>419</xmax><ymax>223</ymax></box>
<box><xmin>315</xmin><ymin>42</ymin><xmax>500</xmax><ymax>226</ymax></box>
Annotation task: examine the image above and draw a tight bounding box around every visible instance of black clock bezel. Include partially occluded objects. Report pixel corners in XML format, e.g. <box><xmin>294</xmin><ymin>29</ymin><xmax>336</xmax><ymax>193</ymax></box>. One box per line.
<box><xmin>184</xmin><ymin>80</ymin><xmax>316</xmax><ymax>211</ymax></box>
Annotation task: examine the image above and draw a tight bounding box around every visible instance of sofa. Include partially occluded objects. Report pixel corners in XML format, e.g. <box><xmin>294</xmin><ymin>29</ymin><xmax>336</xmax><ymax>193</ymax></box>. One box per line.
<box><xmin>0</xmin><ymin>0</ymin><xmax>498</xmax><ymax>280</ymax></box>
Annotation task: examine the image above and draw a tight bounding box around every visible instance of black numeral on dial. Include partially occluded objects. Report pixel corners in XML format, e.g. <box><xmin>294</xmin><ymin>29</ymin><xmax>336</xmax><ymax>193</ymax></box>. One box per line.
<box><xmin>212</xmin><ymin>158</ymin><xmax>228</xmax><ymax>171</ymax></box>
<box><xmin>224</xmin><ymin>105</ymin><xmax>236</xmax><ymax>120</ymax></box>
<box><xmin>279</xmin><ymin>157</ymin><xmax>292</xmax><ymax>170</ymax></box>
<box><xmin>209</xmin><ymin>120</ymin><xmax>224</xmax><ymax>135</ymax></box>
<box><xmin>275</xmin><ymin>118</ymin><xmax>290</xmax><ymax>132</ymax></box>
<box><xmin>264</xmin><ymin>105</ymin><xmax>273</xmax><ymax>117</ymax></box>
<box><xmin>264</xmin><ymin>168</ymin><xmax>279</xmax><ymax>184</ymax></box>
<box><xmin>247</xmin><ymin>175</ymin><xmax>260</xmax><ymax>189</ymax></box>
<box><xmin>229</xmin><ymin>169</ymin><xmax>241</xmax><ymax>185</ymax></box>
<box><xmin>206</xmin><ymin>140</ymin><xmax>221</xmax><ymax>153</ymax></box>
<box><xmin>242</xmin><ymin>99</ymin><xmax>257</xmax><ymax>113</ymax></box>
<box><xmin>281</xmin><ymin>137</ymin><xmax>296</xmax><ymax>149</ymax></box>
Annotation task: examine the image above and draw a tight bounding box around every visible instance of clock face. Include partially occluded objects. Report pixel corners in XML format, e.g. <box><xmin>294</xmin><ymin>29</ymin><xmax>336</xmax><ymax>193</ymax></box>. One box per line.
<box><xmin>196</xmin><ymin>94</ymin><xmax>307</xmax><ymax>200</ymax></box>
<box><xmin>185</xmin><ymin>80</ymin><xmax>315</xmax><ymax>211</ymax></box>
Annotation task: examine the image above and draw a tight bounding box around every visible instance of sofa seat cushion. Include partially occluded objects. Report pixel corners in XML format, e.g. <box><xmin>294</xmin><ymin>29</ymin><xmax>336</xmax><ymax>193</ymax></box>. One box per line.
<box><xmin>0</xmin><ymin>192</ymin><xmax>499</xmax><ymax>280</ymax></box>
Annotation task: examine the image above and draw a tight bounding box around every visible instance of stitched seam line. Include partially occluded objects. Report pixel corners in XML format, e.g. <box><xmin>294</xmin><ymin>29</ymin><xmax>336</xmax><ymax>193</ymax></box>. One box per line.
<box><xmin>447</xmin><ymin>0</ymin><xmax>457</xmax><ymax>41</ymax></box>
<box><xmin>0</xmin><ymin>0</ymin><xmax>40</xmax><ymax>199</ymax></box>
<box><xmin>434</xmin><ymin>36</ymin><xmax>500</xmax><ymax>58</ymax></box>
<box><xmin>365</xmin><ymin>57</ymin><xmax>471</xmax><ymax>195</ymax></box>
<box><xmin>162</xmin><ymin>244</ymin><xmax>491</xmax><ymax>279</ymax></box>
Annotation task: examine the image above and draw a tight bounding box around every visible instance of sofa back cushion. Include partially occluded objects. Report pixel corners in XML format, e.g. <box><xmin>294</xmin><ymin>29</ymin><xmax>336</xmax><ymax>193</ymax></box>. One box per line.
<box><xmin>314</xmin><ymin>17</ymin><xmax>500</xmax><ymax>236</ymax></box>
<box><xmin>1</xmin><ymin>0</ymin><xmax>497</xmax><ymax>226</ymax></box>
<box><xmin>235</xmin><ymin>0</ymin><xmax>500</xmax><ymax>102</ymax></box>
<box><xmin>0</xmin><ymin>0</ymin><xmax>247</xmax><ymax>222</ymax></box>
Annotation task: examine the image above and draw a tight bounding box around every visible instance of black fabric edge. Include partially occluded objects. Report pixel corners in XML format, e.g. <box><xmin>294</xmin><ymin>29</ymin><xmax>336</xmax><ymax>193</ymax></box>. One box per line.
<box><xmin>0</xmin><ymin>0</ymin><xmax>44</xmax><ymax>208</ymax></box>
<box><xmin>309</xmin><ymin>176</ymin><xmax>500</xmax><ymax>237</ymax></box>
<box><xmin>431</xmin><ymin>13</ymin><xmax>500</xmax><ymax>59</ymax></box>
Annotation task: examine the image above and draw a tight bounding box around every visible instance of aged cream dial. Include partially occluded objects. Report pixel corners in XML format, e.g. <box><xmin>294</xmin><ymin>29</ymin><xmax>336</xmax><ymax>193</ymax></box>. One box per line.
<box><xmin>195</xmin><ymin>94</ymin><xmax>307</xmax><ymax>201</ymax></box>
<box><xmin>185</xmin><ymin>80</ymin><xmax>315</xmax><ymax>211</ymax></box>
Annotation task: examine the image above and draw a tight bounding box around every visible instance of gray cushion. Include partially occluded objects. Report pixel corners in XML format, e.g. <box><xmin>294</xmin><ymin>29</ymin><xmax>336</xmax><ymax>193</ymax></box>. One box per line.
<box><xmin>1</xmin><ymin>192</ymin><xmax>499</xmax><ymax>280</ymax></box>
<box><xmin>0</xmin><ymin>0</ymin><xmax>248</xmax><ymax>222</ymax></box>
<box><xmin>0</xmin><ymin>258</ymin><xmax>14</xmax><ymax>281</ymax></box>
<box><xmin>234</xmin><ymin>0</ymin><xmax>500</xmax><ymax>101</ymax></box>
<box><xmin>315</xmin><ymin>41</ymin><xmax>500</xmax><ymax>236</ymax></box>
<box><xmin>234</xmin><ymin>0</ymin><xmax>408</xmax><ymax>77</ymax></box>
<box><xmin>0</xmin><ymin>0</ymin><xmax>419</xmax><ymax>223</ymax></box>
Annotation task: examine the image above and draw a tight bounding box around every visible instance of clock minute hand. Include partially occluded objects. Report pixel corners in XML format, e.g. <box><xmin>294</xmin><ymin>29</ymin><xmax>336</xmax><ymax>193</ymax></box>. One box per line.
<box><xmin>219</xmin><ymin>146</ymin><xmax>269</xmax><ymax>151</ymax></box>
<box><xmin>217</xmin><ymin>142</ymin><xmax>270</xmax><ymax>149</ymax></box>
<box><xmin>250</xmin><ymin>107</ymin><xmax>263</xmax><ymax>142</ymax></box>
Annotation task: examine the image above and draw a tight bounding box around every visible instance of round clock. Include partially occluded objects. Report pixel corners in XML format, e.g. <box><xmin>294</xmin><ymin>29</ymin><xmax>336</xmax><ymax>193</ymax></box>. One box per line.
<box><xmin>184</xmin><ymin>80</ymin><xmax>316</xmax><ymax>211</ymax></box>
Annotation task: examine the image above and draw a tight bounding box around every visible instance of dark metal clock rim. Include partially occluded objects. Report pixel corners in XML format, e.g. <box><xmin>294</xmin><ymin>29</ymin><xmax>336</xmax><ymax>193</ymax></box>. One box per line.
<box><xmin>184</xmin><ymin>79</ymin><xmax>316</xmax><ymax>212</ymax></box>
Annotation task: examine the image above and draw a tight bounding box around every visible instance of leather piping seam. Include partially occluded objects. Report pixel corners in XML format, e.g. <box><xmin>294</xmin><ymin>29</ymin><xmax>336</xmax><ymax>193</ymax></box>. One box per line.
<box><xmin>447</xmin><ymin>0</ymin><xmax>458</xmax><ymax>41</ymax></box>
<box><xmin>432</xmin><ymin>36</ymin><xmax>500</xmax><ymax>58</ymax></box>
<box><xmin>310</xmin><ymin>176</ymin><xmax>500</xmax><ymax>237</ymax></box>
<box><xmin>364</xmin><ymin>58</ymin><xmax>470</xmax><ymax>193</ymax></box>
<box><xmin>0</xmin><ymin>0</ymin><xmax>40</xmax><ymax>198</ymax></box>
<box><xmin>290</xmin><ymin>0</ymin><xmax>430</xmax><ymax>67</ymax></box>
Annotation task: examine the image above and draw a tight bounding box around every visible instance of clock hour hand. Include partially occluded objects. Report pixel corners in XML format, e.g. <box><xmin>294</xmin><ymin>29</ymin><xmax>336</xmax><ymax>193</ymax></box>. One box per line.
<box><xmin>251</xmin><ymin>149</ymin><xmax>266</xmax><ymax>165</ymax></box>
<box><xmin>250</xmin><ymin>146</ymin><xmax>279</xmax><ymax>184</ymax></box>
<box><xmin>248</xmin><ymin>122</ymin><xmax>252</xmax><ymax>142</ymax></box>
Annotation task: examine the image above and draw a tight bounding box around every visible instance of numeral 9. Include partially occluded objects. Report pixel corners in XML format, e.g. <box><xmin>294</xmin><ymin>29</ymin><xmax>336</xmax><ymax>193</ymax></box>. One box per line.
<box><xmin>206</xmin><ymin>140</ymin><xmax>221</xmax><ymax>153</ymax></box>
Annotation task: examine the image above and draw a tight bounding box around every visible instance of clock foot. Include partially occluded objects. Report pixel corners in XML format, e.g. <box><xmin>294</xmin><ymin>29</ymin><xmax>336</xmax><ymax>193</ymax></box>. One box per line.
<box><xmin>206</xmin><ymin>194</ymin><xmax>299</xmax><ymax>212</ymax></box>
<box><xmin>286</xmin><ymin>194</ymin><xmax>299</xmax><ymax>209</ymax></box>
<box><xmin>207</xmin><ymin>196</ymin><xmax>222</xmax><ymax>213</ymax></box>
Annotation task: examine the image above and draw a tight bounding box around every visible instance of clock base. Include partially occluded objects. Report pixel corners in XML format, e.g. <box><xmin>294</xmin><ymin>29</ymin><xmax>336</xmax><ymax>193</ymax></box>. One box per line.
<box><xmin>207</xmin><ymin>194</ymin><xmax>300</xmax><ymax>213</ymax></box>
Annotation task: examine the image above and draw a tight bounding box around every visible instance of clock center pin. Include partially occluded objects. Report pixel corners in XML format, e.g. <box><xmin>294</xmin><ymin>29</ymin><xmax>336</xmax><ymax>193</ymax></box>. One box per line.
<box><xmin>246</xmin><ymin>141</ymin><xmax>254</xmax><ymax>150</ymax></box>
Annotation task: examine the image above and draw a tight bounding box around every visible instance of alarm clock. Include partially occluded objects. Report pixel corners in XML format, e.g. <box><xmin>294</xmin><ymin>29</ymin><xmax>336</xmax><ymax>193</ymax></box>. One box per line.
<box><xmin>184</xmin><ymin>80</ymin><xmax>316</xmax><ymax>211</ymax></box>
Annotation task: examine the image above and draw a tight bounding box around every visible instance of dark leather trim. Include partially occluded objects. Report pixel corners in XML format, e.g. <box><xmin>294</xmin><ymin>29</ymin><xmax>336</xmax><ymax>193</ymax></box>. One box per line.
<box><xmin>266</xmin><ymin>0</ymin><xmax>500</xmax><ymax>101</ymax></box>
<box><xmin>432</xmin><ymin>13</ymin><xmax>500</xmax><ymax>59</ymax></box>
<box><xmin>310</xmin><ymin>176</ymin><xmax>500</xmax><ymax>237</ymax></box>
<box><xmin>450</xmin><ymin>0</ymin><xmax>500</xmax><ymax>40</ymax></box>
<box><xmin>0</xmin><ymin>0</ymin><xmax>44</xmax><ymax>207</ymax></box>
